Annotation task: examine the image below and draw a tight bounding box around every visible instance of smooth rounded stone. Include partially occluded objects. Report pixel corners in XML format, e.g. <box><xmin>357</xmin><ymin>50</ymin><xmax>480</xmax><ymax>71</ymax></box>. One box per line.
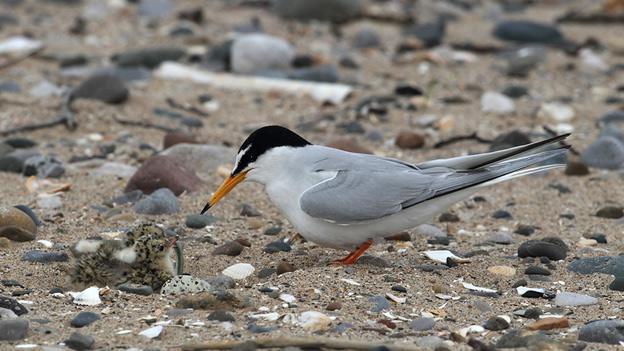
<box><xmin>240</xmin><ymin>204</ymin><xmax>261</xmax><ymax>217</ymax></box>
<box><xmin>23</xmin><ymin>155</ymin><xmax>65</xmax><ymax>178</ymax></box>
<box><xmin>70</xmin><ymin>311</ymin><xmax>100</xmax><ymax>328</ymax></box>
<box><xmin>489</xmin><ymin>231</ymin><xmax>513</xmax><ymax>244</ymax></box>
<box><xmin>112</xmin><ymin>47</ymin><xmax>185</xmax><ymax>69</ymax></box>
<box><xmin>37</xmin><ymin>195</ymin><xmax>63</xmax><ymax>210</ymax></box>
<box><xmin>185</xmin><ymin>214</ymin><xmax>218</xmax><ymax>229</ymax></box>
<box><xmin>276</xmin><ymin>261</ymin><xmax>295</xmax><ymax>275</ymax></box>
<box><xmin>525</xmin><ymin>266</ymin><xmax>551</xmax><ymax>276</ymax></box>
<box><xmin>580</xmin><ymin>137</ymin><xmax>624</xmax><ymax>170</ymax></box>
<box><xmin>356</xmin><ymin>255</ymin><xmax>390</xmax><ymax>267</ymax></box>
<box><xmin>230</xmin><ymin>33</ymin><xmax>294</xmax><ymax>74</ymax></box>
<box><xmin>260</xmin><ymin>226</ymin><xmax>281</xmax><ymax>237</ymax></box>
<box><xmin>567</xmin><ymin>256</ymin><xmax>624</xmax><ymax>276</ymax></box>
<box><xmin>0</xmin><ymin>307</ymin><xmax>17</xmax><ymax>319</ymax></box>
<box><xmin>484</xmin><ymin>316</ymin><xmax>510</xmax><ymax>331</ymax></box>
<box><xmin>4</xmin><ymin>138</ymin><xmax>34</xmax><ymax>149</ymax></box>
<box><xmin>609</xmin><ymin>277</ymin><xmax>624</xmax><ymax>291</ymax></box>
<box><xmin>21</xmin><ymin>250</ymin><xmax>68</xmax><ymax>263</ymax></box>
<box><xmin>590</xmin><ymin>233</ymin><xmax>607</xmax><ymax>244</ymax></box>
<box><xmin>0</xmin><ymin>318</ymin><xmax>28</xmax><ymax>341</ymax></box>
<box><xmin>565</xmin><ymin>160</ymin><xmax>590</xmax><ymax>176</ymax></box>
<box><xmin>352</xmin><ymin>28</ymin><xmax>380</xmax><ymax>49</ymax></box>
<box><xmin>257</xmin><ymin>268</ymin><xmax>276</xmax><ymax>278</ymax></box>
<box><xmin>403</xmin><ymin>19</ymin><xmax>446</xmax><ymax>48</ymax></box>
<box><xmin>206</xmin><ymin>275</ymin><xmax>235</xmax><ymax>290</ymax></box>
<box><xmin>514</xmin><ymin>224</ymin><xmax>535</xmax><ymax>236</ymax></box>
<box><xmin>438</xmin><ymin>212</ymin><xmax>459</xmax><ymax>222</ymax></box>
<box><xmin>410</xmin><ymin>317</ymin><xmax>435</xmax><ymax>331</ymax></box>
<box><xmin>415</xmin><ymin>336</ymin><xmax>445</xmax><ymax>349</ymax></box>
<box><xmin>518</xmin><ymin>238</ymin><xmax>567</xmax><ymax>260</ymax></box>
<box><xmin>578</xmin><ymin>320</ymin><xmax>624</xmax><ymax>344</ymax></box>
<box><xmin>395</xmin><ymin>131</ymin><xmax>425</xmax><ymax>149</ymax></box>
<box><xmin>272</xmin><ymin>0</ymin><xmax>362</xmax><ymax>23</ymax></box>
<box><xmin>492</xmin><ymin>209</ymin><xmax>513</xmax><ymax>219</ymax></box>
<box><xmin>595</xmin><ymin>206</ymin><xmax>623</xmax><ymax>219</ymax></box>
<box><xmin>72</xmin><ymin>74</ymin><xmax>129</xmax><ymax>104</ymax></box>
<box><xmin>489</xmin><ymin>130</ymin><xmax>531</xmax><ymax>151</ymax></box>
<box><xmin>0</xmin><ymin>81</ymin><xmax>20</xmax><ymax>93</ymax></box>
<box><xmin>133</xmin><ymin>188</ymin><xmax>179</xmax><ymax>215</ymax></box>
<box><xmin>161</xmin><ymin>144</ymin><xmax>233</xmax><ymax>175</ymax></box>
<box><xmin>117</xmin><ymin>283</ymin><xmax>153</xmax><ymax>296</ymax></box>
<box><xmin>368</xmin><ymin>295</ymin><xmax>390</xmax><ymax>312</ymax></box>
<box><xmin>326</xmin><ymin>138</ymin><xmax>373</xmax><ymax>154</ymax></box>
<box><xmin>65</xmin><ymin>332</ymin><xmax>95</xmax><ymax>350</ymax></box>
<box><xmin>554</xmin><ymin>292</ymin><xmax>597</xmax><ymax>306</ymax></box>
<box><xmin>288</xmin><ymin>65</ymin><xmax>339</xmax><ymax>83</ymax></box>
<box><xmin>0</xmin><ymin>150</ymin><xmax>37</xmax><ymax>173</ymax></box>
<box><xmin>163</xmin><ymin>132</ymin><xmax>197</xmax><ymax>149</ymax></box>
<box><xmin>538</xmin><ymin>102</ymin><xmax>575</xmax><ymax>122</ymax></box>
<box><xmin>415</xmin><ymin>224</ymin><xmax>446</xmax><ymax>238</ymax></box>
<box><xmin>263</xmin><ymin>240</ymin><xmax>291</xmax><ymax>254</ymax></box>
<box><xmin>0</xmin><ymin>296</ymin><xmax>28</xmax><ymax>315</ymax></box>
<box><xmin>125</xmin><ymin>155</ymin><xmax>201</xmax><ymax>196</ymax></box>
<box><xmin>207</xmin><ymin>309</ymin><xmax>235</xmax><ymax>322</ymax></box>
<box><xmin>502</xmin><ymin>85</ymin><xmax>529</xmax><ymax>99</ymax></box>
<box><xmin>161</xmin><ymin>275</ymin><xmax>212</xmax><ymax>296</ymax></box>
<box><xmin>0</xmin><ymin>206</ymin><xmax>37</xmax><ymax>242</ymax></box>
<box><xmin>502</xmin><ymin>45</ymin><xmax>546</xmax><ymax>77</ymax></box>
<box><xmin>496</xmin><ymin>329</ymin><xmax>553</xmax><ymax>348</ymax></box>
<box><xmin>213</xmin><ymin>241</ymin><xmax>245</xmax><ymax>256</ymax></box>
<box><xmin>493</xmin><ymin>20</ymin><xmax>564</xmax><ymax>44</ymax></box>
<box><xmin>481</xmin><ymin>91</ymin><xmax>515</xmax><ymax>115</ymax></box>
<box><xmin>137</xmin><ymin>0</ymin><xmax>173</xmax><ymax>18</ymax></box>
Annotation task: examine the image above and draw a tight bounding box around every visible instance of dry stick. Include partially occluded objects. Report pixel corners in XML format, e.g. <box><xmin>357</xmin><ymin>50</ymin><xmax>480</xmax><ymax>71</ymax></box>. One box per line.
<box><xmin>542</xmin><ymin>125</ymin><xmax>579</xmax><ymax>155</ymax></box>
<box><xmin>112</xmin><ymin>114</ymin><xmax>178</xmax><ymax>132</ymax></box>
<box><xmin>0</xmin><ymin>92</ymin><xmax>76</xmax><ymax>136</ymax></box>
<box><xmin>182</xmin><ymin>336</ymin><xmax>424</xmax><ymax>351</ymax></box>
<box><xmin>434</xmin><ymin>132</ymin><xmax>492</xmax><ymax>149</ymax></box>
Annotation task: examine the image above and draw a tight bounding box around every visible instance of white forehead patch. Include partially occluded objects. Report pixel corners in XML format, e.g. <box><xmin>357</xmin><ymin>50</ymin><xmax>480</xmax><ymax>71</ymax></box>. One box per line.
<box><xmin>232</xmin><ymin>145</ymin><xmax>251</xmax><ymax>174</ymax></box>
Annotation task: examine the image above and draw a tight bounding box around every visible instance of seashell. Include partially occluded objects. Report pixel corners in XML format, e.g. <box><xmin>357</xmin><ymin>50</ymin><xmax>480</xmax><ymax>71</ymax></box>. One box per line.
<box><xmin>69</xmin><ymin>286</ymin><xmax>101</xmax><ymax>306</ymax></box>
<box><xmin>385</xmin><ymin>292</ymin><xmax>406</xmax><ymax>304</ymax></box>
<box><xmin>516</xmin><ymin>286</ymin><xmax>545</xmax><ymax>296</ymax></box>
<box><xmin>462</xmin><ymin>282</ymin><xmax>497</xmax><ymax>294</ymax></box>
<box><xmin>279</xmin><ymin>293</ymin><xmax>296</xmax><ymax>303</ymax></box>
<box><xmin>37</xmin><ymin>240</ymin><xmax>53</xmax><ymax>248</ymax></box>
<box><xmin>160</xmin><ymin>275</ymin><xmax>212</xmax><ymax>296</ymax></box>
<box><xmin>221</xmin><ymin>263</ymin><xmax>255</xmax><ymax>280</ymax></box>
<box><xmin>298</xmin><ymin>311</ymin><xmax>332</xmax><ymax>332</ymax></box>
<box><xmin>139</xmin><ymin>325</ymin><xmax>163</xmax><ymax>339</ymax></box>
<box><xmin>424</xmin><ymin>250</ymin><xmax>470</xmax><ymax>264</ymax></box>
<box><xmin>459</xmin><ymin>325</ymin><xmax>485</xmax><ymax>337</ymax></box>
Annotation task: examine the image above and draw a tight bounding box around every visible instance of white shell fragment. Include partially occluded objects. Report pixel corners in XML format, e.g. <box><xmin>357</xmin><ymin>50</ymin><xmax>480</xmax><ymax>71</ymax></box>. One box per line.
<box><xmin>516</xmin><ymin>287</ymin><xmax>545</xmax><ymax>296</ymax></box>
<box><xmin>462</xmin><ymin>282</ymin><xmax>498</xmax><ymax>294</ymax></box>
<box><xmin>386</xmin><ymin>292</ymin><xmax>406</xmax><ymax>304</ymax></box>
<box><xmin>249</xmin><ymin>312</ymin><xmax>280</xmax><ymax>321</ymax></box>
<box><xmin>160</xmin><ymin>275</ymin><xmax>212</xmax><ymax>296</ymax></box>
<box><xmin>424</xmin><ymin>250</ymin><xmax>470</xmax><ymax>264</ymax></box>
<box><xmin>37</xmin><ymin>240</ymin><xmax>53</xmax><ymax>248</ymax></box>
<box><xmin>139</xmin><ymin>325</ymin><xmax>163</xmax><ymax>339</ymax></box>
<box><xmin>279</xmin><ymin>293</ymin><xmax>296</xmax><ymax>303</ymax></box>
<box><xmin>340</xmin><ymin>278</ymin><xmax>361</xmax><ymax>286</ymax></box>
<box><xmin>0</xmin><ymin>36</ymin><xmax>43</xmax><ymax>55</ymax></box>
<box><xmin>69</xmin><ymin>287</ymin><xmax>101</xmax><ymax>306</ymax></box>
<box><xmin>459</xmin><ymin>325</ymin><xmax>485</xmax><ymax>337</ymax></box>
<box><xmin>298</xmin><ymin>311</ymin><xmax>332</xmax><ymax>332</ymax></box>
<box><xmin>222</xmin><ymin>263</ymin><xmax>255</xmax><ymax>280</ymax></box>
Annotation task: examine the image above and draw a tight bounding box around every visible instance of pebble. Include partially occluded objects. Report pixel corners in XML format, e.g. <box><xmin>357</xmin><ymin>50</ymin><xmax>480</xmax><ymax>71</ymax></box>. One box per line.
<box><xmin>410</xmin><ymin>317</ymin><xmax>436</xmax><ymax>331</ymax></box>
<box><xmin>527</xmin><ymin>317</ymin><xmax>569</xmax><ymax>331</ymax></box>
<box><xmin>395</xmin><ymin>131</ymin><xmax>425</xmax><ymax>149</ymax></box>
<box><xmin>525</xmin><ymin>266</ymin><xmax>551</xmax><ymax>276</ymax></box>
<box><xmin>257</xmin><ymin>268</ymin><xmax>276</xmax><ymax>278</ymax></box>
<box><xmin>185</xmin><ymin>214</ymin><xmax>218</xmax><ymax>229</ymax></box>
<box><xmin>177</xmin><ymin>291</ymin><xmax>241</xmax><ymax>311</ymax></box>
<box><xmin>4</xmin><ymin>138</ymin><xmax>36</xmax><ymax>149</ymax></box>
<box><xmin>492</xmin><ymin>209</ymin><xmax>513</xmax><ymax>219</ymax></box>
<box><xmin>438</xmin><ymin>212</ymin><xmax>459</xmax><ymax>222</ymax></box>
<box><xmin>404</xmin><ymin>19</ymin><xmax>445</xmax><ymax>48</ymax></box>
<box><xmin>326</xmin><ymin>301</ymin><xmax>342</xmax><ymax>311</ymax></box>
<box><xmin>356</xmin><ymin>255</ymin><xmax>390</xmax><ymax>267</ymax></box>
<box><xmin>70</xmin><ymin>312</ymin><xmax>100</xmax><ymax>328</ymax></box>
<box><xmin>580</xmin><ymin>137</ymin><xmax>624</xmax><ymax>170</ymax></box>
<box><xmin>272</xmin><ymin>0</ymin><xmax>363</xmax><ymax>23</ymax></box>
<box><xmin>487</xmin><ymin>266</ymin><xmax>516</xmax><ymax>277</ymax></box>
<box><xmin>72</xmin><ymin>74</ymin><xmax>129</xmax><ymax>104</ymax></box>
<box><xmin>502</xmin><ymin>46</ymin><xmax>546</xmax><ymax>77</ymax></box>
<box><xmin>207</xmin><ymin>310</ymin><xmax>235</xmax><ymax>322</ymax></box>
<box><xmin>222</xmin><ymin>263</ymin><xmax>255</xmax><ymax>280</ymax></box>
<box><xmin>538</xmin><ymin>102</ymin><xmax>575</xmax><ymax>122</ymax></box>
<box><xmin>517</xmin><ymin>238</ymin><xmax>567</xmax><ymax>260</ymax></box>
<box><xmin>206</xmin><ymin>275</ymin><xmax>235</xmax><ymax>290</ymax></box>
<box><xmin>554</xmin><ymin>292</ymin><xmax>597</xmax><ymax>306</ymax></box>
<box><xmin>326</xmin><ymin>138</ymin><xmax>373</xmax><ymax>154</ymax></box>
<box><xmin>352</xmin><ymin>27</ymin><xmax>380</xmax><ymax>49</ymax></box>
<box><xmin>213</xmin><ymin>241</ymin><xmax>245</xmax><ymax>256</ymax></box>
<box><xmin>112</xmin><ymin>47</ymin><xmax>185</xmax><ymax>69</ymax></box>
<box><xmin>64</xmin><ymin>332</ymin><xmax>95</xmax><ymax>350</ymax></box>
<box><xmin>240</xmin><ymin>204</ymin><xmax>261</xmax><ymax>217</ymax></box>
<box><xmin>391</xmin><ymin>285</ymin><xmax>407</xmax><ymax>293</ymax></box>
<box><xmin>298</xmin><ymin>311</ymin><xmax>332</xmax><ymax>332</ymax></box>
<box><xmin>37</xmin><ymin>195</ymin><xmax>63</xmax><ymax>210</ymax></box>
<box><xmin>160</xmin><ymin>275</ymin><xmax>212</xmax><ymax>296</ymax></box>
<box><xmin>0</xmin><ymin>318</ymin><xmax>28</xmax><ymax>341</ymax></box>
<box><xmin>263</xmin><ymin>226</ymin><xmax>282</xmax><ymax>236</ymax></box>
<box><xmin>502</xmin><ymin>85</ymin><xmax>529</xmax><ymax>99</ymax></box>
<box><xmin>23</xmin><ymin>155</ymin><xmax>65</xmax><ymax>178</ymax></box>
<box><xmin>493</xmin><ymin>20</ymin><xmax>564</xmax><ymax>44</ymax></box>
<box><xmin>276</xmin><ymin>261</ymin><xmax>296</xmax><ymax>275</ymax></box>
<box><xmin>484</xmin><ymin>316</ymin><xmax>510</xmax><ymax>331</ymax></box>
<box><xmin>489</xmin><ymin>130</ymin><xmax>531</xmax><ymax>151</ymax></box>
<box><xmin>163</xmin><ymin>132</ymin><xmax>197</xmax><ymax>149</ymax></box>
<box><xmin>133</xmin><ymin>188</ymin><xmax>179</xmax><ymax>215</ymax></box>
<box><xmin>514</xmin><ymin>224</ymin><xmax>535</xmax><ymax>236</ymax></box>
<box><xmin>368</xmin><ymin>295</ymin><xmax>390</xmax><ymax>312</ymax></box>
<box><xmin>0</xmin><ymin>307</ymin><xmax>17</xmax><ymax>319</ymax></box>
<box><xmin>415</xmin><ymin>224</ymin><xmax>446</xmax><ymax>238</ymax></box>
<box><xmin>125</xmin><ymin>155</ymin><xmax>202</xmax><ymax>196</ymax></box>
<box><xmin>231</xmin><ymin>33</ymin><xmax>294</xmax><ymax>74</ymax></box>
<box><xmin>0</xmin><ymin>296</ymin><xmax>28</xmax><ymax>315</ymax></box>
<box><xmin>137</xmin><ymin>0</ymin><xmax>173</xmax><ymax>18</ymax></box>
<box><xmin>481</xmin><ymin>91</ymin><xmax>515</xmax><ymax>115</ymax></box>
<box><xmin>117</xmin><ymin>283</ymin><xmax>154</xmax><ymax>296</ymax></box>
<box><xmin>595</xmin><ymin>206</ymin><xmax>623</xmax><ymax>219</ymax></box>
<box><xmin>578</xmin><ymin>320</ymin><xmax>624</xmax><ymax>345</ymax></box>
<box><xmin>0</xmin><ymin>206</ymin><xmax>37</xmax><ymax>242</ymax></box>
<box><xmin>263</xmin><ymin>240</ymin><xmax>291</xmax><ymax>253</ymax></box>
<box><xmin>590</xmin><ymin>233</ymin><xmax>607</xmax><ymax>243</ymax></box>
<box><xmin>21</xmin><ymin>250</ymin><xmax>68</xmax><ymax>263</ymax></box>
<box><xmin>496</xmin><ymin>329</ymin><xmax>553</xmax><ymax>348</ymax></box>
<box><xmin>567</xmin><ymin>256</ymin><xmax>624</xmax><ymax>276</ymax></box>
<box><xmin>489</xmin><ymin>231</ymin><xmax>513</xmax><ymax>244</ymax></box>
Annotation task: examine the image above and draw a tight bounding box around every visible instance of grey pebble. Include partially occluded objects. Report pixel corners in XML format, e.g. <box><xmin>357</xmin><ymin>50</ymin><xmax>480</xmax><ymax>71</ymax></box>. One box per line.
<box><xmin>0</xmin><ymin>318</ymin><xmax>28</xmax><ymax>341</ymax></box>
<box><xmin>368</xmin><ymin>295</ymin><xmax>390</xmax><ymax>312</ymax></box>
<box><xmin>65</xmin><ymin>332</ymin><xmax>95</xmax><ymax>350</ymax></box>
<box><xmin>70</xmin><ymin>311</ymin><xmax>100</xmax><ymax>328</ymax></box>
<box><xmin>578</xmin><ymin>320</ymin><xmax>624</xmax><ymax>345</ymax></box>
<box><xmin>410</xmin><ymin>317</ymin><xmax>435</xmax><ymax>331</ymax></box>
<box><xmin>263</xmin><ymin>240</ymin><xmax>291</xmax><ymax>254</ymax></box>
<box><xmin>185</xmin><ymin>214</ymin><xmax>218</xmax><ymax>229</ymax></box>
<box><xmin>117</xmin><ymin>283</ymin><xmax>153</xmax><ymax>296</ymax></box>
<box><xmin>133</xmin><ymin>188</ymin><xmax>179</xmax><ymax>215</ymax></box>
<box><xmin>21</xmin><ymin>250</ymin><xmax>68</xmax><ymax>263</ymax></box>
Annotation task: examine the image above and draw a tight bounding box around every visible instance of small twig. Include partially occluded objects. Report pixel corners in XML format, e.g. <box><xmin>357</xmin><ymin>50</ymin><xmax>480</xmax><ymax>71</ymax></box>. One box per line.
<box><xmin>542</xmin><ymin>125</ymin><xmax>579</xmax><ymax>155</ymax></box>
<box><xmin>112</xmin><ymin>114</ymin><xmax>178</xmax><ymax>132</ymax></box>
<box><xmin>0</xmin><ymin>91</ymin><xmax>76</xmax><ymax>136</ymax></box>
<box><xmin>434</xmin><ymin>132</ymin><xmax>492</xmax><ymax>148</ymax></box>
<box><xmin>166</xmin><ymin>97</ymin><xmax>209</xmax><ymax>117</ymax></box>
<box><xmin>181</xmin><ymin>336</ymin><xmax>425</xmax><ymax>351</ymax></box>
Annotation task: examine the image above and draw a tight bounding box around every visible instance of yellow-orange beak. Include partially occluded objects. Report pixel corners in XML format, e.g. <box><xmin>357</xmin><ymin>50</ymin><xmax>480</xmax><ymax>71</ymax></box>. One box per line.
<box><xmin>201</xmin><ymin>171</ymin><xmax>248</xmax><ymax>214</ymax></box>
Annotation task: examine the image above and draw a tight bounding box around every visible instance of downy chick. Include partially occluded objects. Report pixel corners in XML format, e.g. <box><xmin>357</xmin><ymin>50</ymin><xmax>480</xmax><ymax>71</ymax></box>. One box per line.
<box><xmin>127</xmin><ymin>226</ymin><xmax>177</xmax><ymax>290</ymax></box>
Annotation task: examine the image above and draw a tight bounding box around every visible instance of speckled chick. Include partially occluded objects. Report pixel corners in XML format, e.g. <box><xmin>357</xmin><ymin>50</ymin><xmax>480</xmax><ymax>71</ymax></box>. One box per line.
<box><xmin>127</xmin><ymin>224</ymin><xmax>177</xmax><ymax>290</ymax></box>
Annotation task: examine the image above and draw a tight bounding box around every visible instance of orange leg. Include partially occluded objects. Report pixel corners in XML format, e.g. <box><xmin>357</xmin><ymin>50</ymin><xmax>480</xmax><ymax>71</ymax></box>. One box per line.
<box><xmin>332</xmin><ymin>240</ymin><xmax>373</xmax><ymax>265</ymax></box>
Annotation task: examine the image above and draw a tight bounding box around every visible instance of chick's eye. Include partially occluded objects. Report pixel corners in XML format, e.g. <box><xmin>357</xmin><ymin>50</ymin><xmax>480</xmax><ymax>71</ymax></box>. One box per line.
<box><xmin>158</xmin><ymin>245</ymin><xmax>164</xmax><ymax>251</ymax></box>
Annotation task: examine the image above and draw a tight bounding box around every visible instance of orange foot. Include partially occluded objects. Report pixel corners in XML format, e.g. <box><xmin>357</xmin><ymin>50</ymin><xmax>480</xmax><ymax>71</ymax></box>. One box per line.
<box><xmin>331</xmin><ymin>240</ymin><xmax>373</xmax><ymax>265</ymax></box>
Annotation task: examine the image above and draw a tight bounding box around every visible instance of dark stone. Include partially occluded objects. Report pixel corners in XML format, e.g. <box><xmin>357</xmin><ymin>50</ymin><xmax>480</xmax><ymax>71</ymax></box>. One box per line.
<box><xmin>404</xmin><ymin>19</ymin><xmax>446</xmax><ymax>47</ymax></box>
<box><xmin>438</xmin><ymin>212</ymin><xmax>459</xmax><ymax>222</ymax></box>
<box><xmin>502</xmin><ymin>85</ymin><xmax>528</xmax><ymax>99</ymax></box>
<box><xmin>565</xmin><ymin>160</ymin><xmax>590</xmax><ymax>176</ymax></box>
<box><xmin>247</xmin><ymin>324</ymin><xmax>273</xmax><ymax>334</ymax></box>
<box><xmin>178</xmin><ymin>7</ymin><xmax>203</xmax><ymax>24</ymax></box>
<box><xmin>257</xmin><ymin>268</ymin><xmax>276</xmax><ymax>278</ymax></box>
<box><xmin>525</xmin><ymin>266</ymin><xmax>551</xmax><ymax>276</ymax></box>
<box><xmin>394</xmin><ymin>84</ymin><xmax>423</xmax><ymax>97</ymax></box>
<box><xmin>496</xmin><ymin>329</ymin><xmax>552</xmax><ymax>348</ymax></box>
<box><xmin>484</xmin><ymin>316</ymin><xmax>510</xmax><ymax>331</ymax></box>
<box><xmin>489</xmin><ymin>130</ymin><xmax>532</xmax><ymax>152</ymax></box>
<box><xmin>514</xmin><ymin>224</ymin><xmax>535</xmax><ymax>236</ymax></box>
<box><xmin>111</xmin><ymin>47</ymin><xmax>185</xmax><ymax>69</ymax></box>
<box><xmin>511</xmin><ymin>279</ymin><xmax>527</xmax><ymax>288</ymax></box>
<box><xmin>263</xmin><ymin>226</ymin><xmax>282</xmax><ymax>236</ymax></box>
<box><xmin>207</xmin><ymin>309</ymin><xmax>235</xmax><ymax>322</ymax></box>
<box><xmin>72</xmin><ymin>74</ymin><xmax>128</xmax><ymax>104</ymax></box>
<box><xmin>125</xmin><ymin>155</ymin><xmax>202</xmax><ymax>196</ymax></box>
<box><xmin>65</xmin><ymin>332</ymin><xmax>95</xmax><ymax>350</ymax></box>
<box><xmin>596</xmin><ymin>206</ymin><xmax>624</xmax><ymax>219</ymax></box>
<box><xmin>272</xmin><ymin>0</ymin><xmax>363</xmax><ymax>23</ymax></box>
<box><xmin>337</xmin><ymin>121</ymin><xmax>365</xmax><ymax>134</ymax></box>
<box><xmin>240</xmin><ymin>203</ymin><xmax>261</xmax><ymax>217</ymax></box>
<box><xmin>117</xmin><ymin>283</ymin><xmax>153</xmax><ymax>296</ymax></box>
<box><xmin>4</xmin><ymin>138</ymin><xmax>36</xmax><ymax>148</ymax></box>
<box><xmin>567</xmin><ymin>256</ymin><xmax>624</xmax><ymax>276</ymax></box>
<box><xmin>492</xmin><ymin>209</ymin><xmax>513</xmax><ymax>219</ymax></box>
<box><xmin>524</xmin><ymin>307</ymin><xmax>542</xmax><ymax>319</ymax></box>
<box><xmin>369</xmin><ymin>295</ymin><xmax>390</xmax><ymax>312</ymax></box>
<box><xmin>133</xmin><ymin>188</ymin><xmax>179</xmax><ymax>215</ymax></box>
<box><xmin>276</xmin><ymin>261</ymin><xmax>295</xmax><ymax>275</ymax></box>
<box><xmin>288</xmin><ymin>65</ymin><xmax>339</xmax><ymax>83</ymax></box>
<box><xmin>590</xmin><ymin>233</ymin><xmax>607</xmax><ymax>244</ymax></box>
<box><xmin>23</xmin><ymin>155</ymin><xmax>65</xmax><ymax>178</ymax></box>
<box><xmin>409</xmin><ymin>317</ymin><xmax>436</xmax><ymax>331</ymax></box>
<box><xmin>59</xmin><ymin>54</ymin><xmax>88</xmax><ymax>68</ymax></box>
<box><xmin>609</xmin><ymin>276</ymin><xmax>624</xmax><ymax>291</ymax></box>
<box><xmin>0</xmin><ymin>318</ymin><xmax>28</xmax><ymax>341</ymax></box>
<box><xmin>493</xmin><ymin>20</ymin><xmax>564</xmax><ymax>44</ymax></box>
<box><xmin>427</xmin><ymin>236</ymin><xmax>450</xmax><ymax>245</ymax></box>
<box><xmin>352</xmin><ymin>28</ymin><xmax>380</xmax><ymax>49</ymax></box>
<box><xmin>1</xmin><ymin>279</ymin><xmax>24</xmax><ymax>288</ymax></box>
<box><xmin>518</xmin><ymin>238</ymin><xmax>568</xmax><ymax>260</ymax></box>
<box><xmin>21</xmin><ymin>250</ymin><xmax>69</xmax><ymax>263</ymax></box>
<box><xmin>578</xmin><ymin>320</ymin><xmax>624</xmax><ymax>345</ymax></box>
<box><xmin>0</xmin><ymin>295</ymin><xmax>28</xmax><ymax>315</ymax></box>
<box><xmin>391</xmin><ymin>285</ymin><xmax>407</xmax><ymax>293</ymax></box>
<box><xmin>263</xmin><ymin>240</ymin><xmax>291</xmax><ymax>254</ymax></box>
<box><xmin>110</xmin><ymin>190</ymin><xmax>144</xmax><ymax>205</ymax></box>
<box><xmin>395</xmin><ymin>131</ymin><xmax>425</xmax><ymax>149</ymax></box>
<box><xmin>356</xmin><ymin>255</ymin><xmax>390</xmax><ymax>267</ymax></box>
<box><xmin>70</xmin><ymin>311</ymin><xmax>100</xmax><ymax>328</ymax></box>
<box><xmin>213</xmin><ymin>241</ymin><xmax>245</xmax><ymax>256</ymax></box>
<box><xmin>185</xmin><ymin>214</ymin><xmax>218</xmax><ymax>229</ymax></box>
<box><xmin>14</xmin><ymin>205</ymin><xmax>42</xmax><ymax>226</ymax></box>
<box><xmin>0</xmin><ymin>81</ymin><xmax>20</xmax><ymax>93</ymax></box>
<box><xmin>0</xmin><ymin>155</ymin><xmax>24</xmax><ymax>173</ymax></box>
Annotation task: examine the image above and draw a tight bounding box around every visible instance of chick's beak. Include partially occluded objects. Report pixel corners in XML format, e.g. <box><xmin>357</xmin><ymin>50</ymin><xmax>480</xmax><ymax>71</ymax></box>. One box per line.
<box><xmin>165</xmin><ymin>236</ymin><xmax>178</xmax><ymax>249</ymax></box>
<box><xmin>201</xmin><ymin>171</ymin><xmax>248</xmax><ymax>214</ymax></box>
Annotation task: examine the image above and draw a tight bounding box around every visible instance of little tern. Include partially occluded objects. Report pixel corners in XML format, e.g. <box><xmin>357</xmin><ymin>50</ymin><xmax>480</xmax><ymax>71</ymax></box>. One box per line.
<box><xmin>202</xmin><ymin>125</ymin><xmax>569</xmax><ymax>264</ymax></box>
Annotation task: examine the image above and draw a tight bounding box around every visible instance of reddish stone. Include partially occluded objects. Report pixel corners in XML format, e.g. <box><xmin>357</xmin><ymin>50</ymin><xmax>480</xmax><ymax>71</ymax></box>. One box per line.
<box><xmin>124</xmin><ymin>155</ymin><xmax>201</xmax><ymax>196</ymax></box>
<box><xmin>395</xmin><ymin>131</ymin><xmax>426</xmax><ymax>149</ymax></box>
<box><xmin>163</xmin><ymin>132</ymin><xmax>197</xmax><ymax>149</ymax></box>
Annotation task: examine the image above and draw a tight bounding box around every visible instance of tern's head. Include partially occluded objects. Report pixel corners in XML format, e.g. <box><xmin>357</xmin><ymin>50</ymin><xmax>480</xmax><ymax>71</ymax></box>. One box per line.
<box><xmin>201</xmin><ymin>125</ymin><xmax>310</xmax><ymax>213</ymax></box>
